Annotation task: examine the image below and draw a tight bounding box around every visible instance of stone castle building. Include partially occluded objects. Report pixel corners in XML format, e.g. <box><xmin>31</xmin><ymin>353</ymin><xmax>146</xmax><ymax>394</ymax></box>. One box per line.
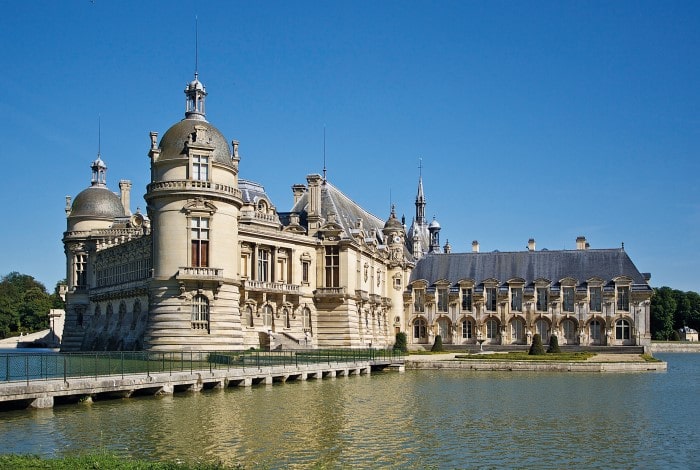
<box><xmin>61</xmin><ymin>72</ymin><xmax>653</xmax><ymax>352</ymax></box>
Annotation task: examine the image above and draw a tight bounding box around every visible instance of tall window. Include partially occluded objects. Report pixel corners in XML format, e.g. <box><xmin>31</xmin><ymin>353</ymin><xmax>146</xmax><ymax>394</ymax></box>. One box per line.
<box><xmin>191</xmin><ymin>295</ymin><xmax>209</xmax><ymax>330</ymax></box>
<box><xmin>75</xmin><ymin>254</ymin><xmax>87</xmax><ymax>288</ymax></box>
<box><xmin>563</xmin><ymin>287</ymin><xmax>575</xmax><ymax>313</ymax></box>
<box><xmin>414</xmin><ymin>289</ymin><xmax>425</xmax><ymax>313</ymax></box>
<box><xmin>283</xmin><ymin>308</ymin><xmax>291</xmax><ymax>329</ymax></box>
<box><xmin>461</xmin><ymin>288</ymin><xmax>472</xmax><ymax>311</ymax></box>
<box><xmin>511</xmin><ymin>287</ymin><xmax>523</xmax><ymax>311</ymax></box>
<box><xmin>191</xmin><ymin>217</ymin><xmax>209</xmax><ymax>267</ymax></box>
<box><xmin>486</xmin><ymin>287</ymin><xmax>497</xmax><ymax>312</ymax></box>
<box><xmin>437</xmin><ymin>318</ymin><xmax>449</xmax><ymax>339</ymax></box>
<box><xmin>324</xmin><ymin>246</ymin><xmax>339</xmax><ymax>287</ymax></box>
<box><xmin>257</xmin><ymin>248</ymin><xmax>270</xmax><ymax>282</ymax></box>
<box><xmin>413</xmin><ymin>318</ymin><xmax>427</xmax><ymax>340</ymax></box>
<box><xmin>302</xmin><ymin>261</ymin><xmax>310</xmax><ymax>284</ymax></box>
<box><xmin>437</xmin><ymin>288</ymin><xmax>448</xmax><ymax>313</ymax></box>
<box><xmin>590</xmin><ymin>320</ymin><xmax>601</xmax><ymax>341</ymax></box>
<box><xmin>192</xmin><ymin>155</ymin><xmax>209</xmax><ymax>181</ymax></box>
<box><xmin>462</xmin><ymin>319</ymin><xmax>473</xmax><ymax>339</ymax></box>
<box><xmin>563</xmin><ymin>319</ymin><xmax>576</xmax><ymax>341</ymax></box>
<box><xmin>246</xmin><ymin>306</ymin><xmax>254</xmax><ymax>327</ymax></box>
<box><xmin>617</xmin><ymin>286</ymin><xmax>630</xmax><ymax>311</ymax></box>
<box><xmin>535</xmin><ymin>319</ymin><xmax>549</xmax><ymax>342</ymax></box>
<box><xmin>511</xmin><ymin>318</ymin><xmax>524</xmax><ymax>342</ymax></box>
<box><xmin>616</xmin><ymin>319</ymin><xmax>630</xmax><ymax>340</ymax></box>
<box><xmin>589</xmin><ymin>287</ymin><xmax>602</xmax><ymax>312</ymax></box>
<box><xmin>486</xmin><ymin>319</ymin><xmax>499</xmax><ymax>339</ymax></box>
<box><xmin>302</xmin><ymin>307</ymin><xmax>312</xmax><ymax>334</ymax></box>
<box><xmin>536</xmin><ymin>288</ymin><xmax>549</xmax><ymax>312</ymax></box>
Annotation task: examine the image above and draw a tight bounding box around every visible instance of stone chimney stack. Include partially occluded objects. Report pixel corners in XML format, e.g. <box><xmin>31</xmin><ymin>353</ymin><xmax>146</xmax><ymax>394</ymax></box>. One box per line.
<box><xmin>306</xmin><ymin>174</ymin><xmax>323</xmax><ymax>235</ymax></box>
<box><xmin>292</xmin><ymin>184</ymin><xmax>307</xmax><ymax>205</ymax></box>
<box><xmin>576</xmin><ymin>236</ymin><xmax>588</xmax><ymax>250</ymax></box>
<box><xmin>119</xmin><ymin>180</ymin><xmax>132</xmax><ymax>216</ymax></box>
<box><xmin>528</xmin><ymin>238</ymin><xmax>536</xmax><ymax>252</ymax></box>
<box><xmin>472</xmin><ymin>240</ymin><xmax>480</xmax><ymax>253</ymax></box>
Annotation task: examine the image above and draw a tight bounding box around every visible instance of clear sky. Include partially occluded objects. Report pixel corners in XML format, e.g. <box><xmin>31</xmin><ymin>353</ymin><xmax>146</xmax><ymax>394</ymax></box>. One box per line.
<box><xmin>1</xmin><ymin>1</ymin><xmax>698</xmax><ymax>292</ymax></box>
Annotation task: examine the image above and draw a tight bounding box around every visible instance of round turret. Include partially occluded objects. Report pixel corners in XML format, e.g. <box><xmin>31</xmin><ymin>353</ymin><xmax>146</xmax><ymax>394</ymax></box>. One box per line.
<box><xmin>158</xmin><ymin>119</ymin><xmax>234</xmax><ymax>169</ymax></box>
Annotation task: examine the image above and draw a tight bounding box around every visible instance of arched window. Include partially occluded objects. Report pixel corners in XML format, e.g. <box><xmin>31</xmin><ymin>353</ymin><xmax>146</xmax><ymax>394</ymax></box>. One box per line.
<box><xmin>246</xmin><ymin>306</ymin><xmax>254</xmax><ymax>327</ymax></box>
<box><xmin>413</xmin><ymin>318</ymin><xmax>427</xmax><ymax>339</ymax></box>
<box><xmin>262</xmin><ymin>305</ymin><xmax>273</xmax><ymax>327</ymax></box>
<box><xmin>486</xmin><ymin>318</ymin><xmax>499</xmax><ymax>339</ymax></box>
<box><xmin>106</xmin><ymin>303</ymin><xmax>114</xmax><ymax>325</ymax></box>
<box><xmin>191</xmin><ymin>295</ymin><xmax>209</xmax><ymax>330</ymax></box>
<box><xmin>437</xmin><ymin>317</ymin><xmax>450</xmax><ymax>339</ymax></box>
<box><xmin>118</xmin><ymin>301</ymin><xmax>127</xmax><ymax>324</ymax></box>
<box><xmin>302</xmin><ymin>307</ymin><xmax>312</xmax><ymax>335</ymax></box>
<box><xmin>616</xmin><ymin>319</ymin><xmax>631</xmax><ymax>340</ymax></box>
<box><xmin>130</xmin><ymin>300</ymin><xmax>141</xmax><ymax>330</ymax></box>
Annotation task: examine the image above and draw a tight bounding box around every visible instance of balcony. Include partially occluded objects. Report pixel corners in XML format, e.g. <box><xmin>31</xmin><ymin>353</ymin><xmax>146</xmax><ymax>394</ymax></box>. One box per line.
<box><xmin>314</xmin><ymin>286</ymin><xmax>347</xmax><ymax>301</ymax></box>
<box><xmin>176</xmin><ymin>267</ymin><xmax>224</xmax><ymax>282</ymax></box>
<box><xmin>147</xmin><ymin>180</ymin><xmax>242</xmax><ymax>199</ymax></box>
<box><xmin>243</xmin><ymin>279</ymin><xmax>300</xmax><ymax>294</ymax></box>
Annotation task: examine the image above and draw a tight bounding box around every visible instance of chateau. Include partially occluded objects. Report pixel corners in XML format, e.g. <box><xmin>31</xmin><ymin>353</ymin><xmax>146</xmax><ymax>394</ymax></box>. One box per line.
<box><xmin>61</xmin><ymin>73</ymin><xmax>653</xmax><ymax>352</ymax></box>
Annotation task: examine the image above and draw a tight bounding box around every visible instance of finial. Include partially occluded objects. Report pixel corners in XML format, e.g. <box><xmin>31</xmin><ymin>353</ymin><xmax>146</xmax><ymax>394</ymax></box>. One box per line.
<box><xmin>322</xmin><ymin>125</ymin><xmax>327</xmax><ymax>183</ymax></box>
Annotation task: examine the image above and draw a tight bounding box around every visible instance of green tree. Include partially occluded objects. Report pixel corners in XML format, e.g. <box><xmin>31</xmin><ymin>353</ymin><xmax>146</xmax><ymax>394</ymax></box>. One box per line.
<box><xmin>651</xmin><ymin>287</ymin><xmax>676</xmax><ymax>340</ymax></box>
<box><xmin>0</xmin><ymin>272</ymin><xmax>53</xmax><ymax>338</ymax></box>
<box><xmin>529</xmin><ymin>334</ymin><xmax>545</xmax><ymax>355</ymax></box>
<box><xmin>393</xmin><ymin>331</ymin><xmax>408</xmax><ymax>352</ymax></box>
<box><xmin>431</xmin><ymin>334</ymin><xmax>444</xmax><ymax>352</ymax></box>
<box><xmin>547</xmin><ymin>334</ymin><xmax>561</xmax><ymax>353</ymax></box>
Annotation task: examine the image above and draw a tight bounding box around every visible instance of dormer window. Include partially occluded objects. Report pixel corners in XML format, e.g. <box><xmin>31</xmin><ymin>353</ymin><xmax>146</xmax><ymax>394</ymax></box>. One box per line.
<box><xmin>192</xmin><ymin>155</ymin><xmax>209</xmax><ymax>181</ymax></box>
<box><xmin>536</xmin><ymin>287</ymin><xmax>548</xmax><ymax>312</ymax></box>
<box><xmin>617</xmin><ymin>286</ymin><xmax>630</xmax><ymax>311</ymax></box>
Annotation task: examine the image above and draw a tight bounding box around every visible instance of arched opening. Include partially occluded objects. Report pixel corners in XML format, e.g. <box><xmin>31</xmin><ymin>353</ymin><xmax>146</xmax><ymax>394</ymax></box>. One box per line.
<box><xmin>535</xmin><ymin>318</ymin><xmax>550</xmax><ymax>343</ymax></box>
<box><xmin>412</xmin><ymin>317</ymin><xmax>428</xmax><ymax>344</ymax></box>
<box><xmin>589</xmin><ymin>319</ymin><xmax>603</xmax><ymax>345</ymax></box>
<box><xmin>486</xmin><ymin>318</ymin><xmax>500</xmax><ymax>344</ymax></box>
<box><xmin>510</xmin><ymin>317</ymin><xmax>525</xmax><ymax>344</ymax></box>
<box><xmin>191</xmin><ymin>294</ymin><xmax>209</xmax><ymax>331</ymax></box>
<box><xmin>436</xmin><ymin>317</ymin><xmax>452</xmax><ymax>343</ymax></box>
<box><xmin>616</xmin><ymin>319</ymin><xmax>632</xmax><ymax>345</ymax></box>
<box><xmin>561</xmin><ymin>318</ymin><xmax>577</xmax><ymax>344</ymax></box>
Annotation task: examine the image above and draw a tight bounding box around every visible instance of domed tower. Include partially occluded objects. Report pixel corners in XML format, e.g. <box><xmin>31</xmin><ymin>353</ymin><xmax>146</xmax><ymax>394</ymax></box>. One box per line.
<box><xmin>428</xmin><ymin>217</ymin><xmax>441</xmax><ymax>253</ymax></box>
<box><xmin>144</xmin><ymin>72</ymin><xmax>243</xmax><ymax>351</ymax></box>
<box><xmin>62</xmin><ymin>156</ymin><xmax>128</xmax><ymax>350</ymax></box>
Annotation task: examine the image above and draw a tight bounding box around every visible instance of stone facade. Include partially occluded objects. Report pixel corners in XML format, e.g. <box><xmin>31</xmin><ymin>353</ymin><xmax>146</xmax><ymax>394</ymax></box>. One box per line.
<box><xmin>61</xmin><ymin>72</ymin><xmax>652</xmax><ymax>352</ymax></box>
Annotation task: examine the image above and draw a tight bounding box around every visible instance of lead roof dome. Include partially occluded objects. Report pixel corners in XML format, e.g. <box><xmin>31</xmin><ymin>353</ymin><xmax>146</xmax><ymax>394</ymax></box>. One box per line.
<box><xmin>70</xmin><ymin>186</ymin><xmax>125</xmax><ymax>219</ymax></box>
<box><xmin>158</xmin><ymin>118</ymin><xmax>233</xmax><ymax>169</ymax></box>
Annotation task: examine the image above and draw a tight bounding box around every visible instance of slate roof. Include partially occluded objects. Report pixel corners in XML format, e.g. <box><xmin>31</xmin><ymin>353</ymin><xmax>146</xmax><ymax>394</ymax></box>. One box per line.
<box><xmin>410</xmin><ymin>249</ymin><xmax>651</xmax><ymax>290</ymax></box>
<box><xmin>287</xmin><ymin>180</ymin><xmax>386</xmax><ymax>241</ymax></box>
<box><xmin>239</xmin><ymin>179</ymin><xmax>271</xmax><ymax>205</ymax></box>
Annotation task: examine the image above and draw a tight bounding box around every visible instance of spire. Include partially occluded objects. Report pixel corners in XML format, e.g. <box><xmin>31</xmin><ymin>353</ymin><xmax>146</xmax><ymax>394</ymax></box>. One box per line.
<box><xmin>91</xmin><ymin>117</ymin><xmax>107</xmax><ymax>187</ymax></box>
<box><xmin>185</xmin><ymin>17</ymin><xmax>207</xmax><ymax>120</ymax></box>
<box><xmin>415</xmin><ymin>157</ymin><xmax>426</xmax><ymax>226</ymax></box>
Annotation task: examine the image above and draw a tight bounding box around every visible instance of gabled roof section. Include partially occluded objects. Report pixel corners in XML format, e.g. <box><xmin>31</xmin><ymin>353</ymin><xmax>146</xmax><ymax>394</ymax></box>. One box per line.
<box><xmin>410</xmin><ymin>249</ymin><xmax>651</xmax><ymax>290</ymax></box>
<box><xmin>287</xmin><ymin>180</ymin><xmax>386</xmax><ymax>241</ymax></box>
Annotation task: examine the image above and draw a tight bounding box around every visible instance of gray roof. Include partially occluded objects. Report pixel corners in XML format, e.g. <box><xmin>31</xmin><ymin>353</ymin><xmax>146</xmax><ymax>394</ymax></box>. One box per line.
<box><xmin>288</xmin><ymin>181</ymin><xmax>386</xmax><ymax>240</ymax></box>
<box><xmin>410</xmin><ymin>249</ymin><xmax>651</xmax><ymax>289</ymax></box>
<box><xmin>158</xmin><ymin>118</ymin><xmax>233</xmax><ymax>169</ymax></box>
<box><xmin>239</xmin><ymin>179</ymin><xmax>271</xmax><ymax>205</ymax></box>
<box><xmin>70</xmin><ymin>186</ymin><xmax>125</xmax><ymax>219</ymax></box>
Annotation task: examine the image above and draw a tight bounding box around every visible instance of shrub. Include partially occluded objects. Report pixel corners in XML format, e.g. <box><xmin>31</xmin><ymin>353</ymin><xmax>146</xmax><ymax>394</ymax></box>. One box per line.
<box><xmin>529</xmin><ymin>333</ymin><xmax>545</xmax><ymax>355</ymax></box>
<box><xmin>393</xmin><ymin>332</ymin><xmax>408</xmax><ymax>352</ymax></box>
<box><xmin>547</xmin><ymin>334</ymin><xmax>561</xmax><ymax>353</ymax></box>
<box><xmin>671</xmin><ymin>330</ymin><xmax>681</xmax><ymax>341</ymax></box>
<box><xmin>431</xmin><ymin>334</ymin><xmax>445</xmax><ymax>352</ymax></box>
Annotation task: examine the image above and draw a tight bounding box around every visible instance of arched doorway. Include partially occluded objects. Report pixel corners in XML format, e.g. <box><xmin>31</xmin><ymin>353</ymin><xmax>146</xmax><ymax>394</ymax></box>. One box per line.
<box><xmin>413</xmin><ymin>317</ymin><xmax>428</xmax><ymax>344</ymax></box>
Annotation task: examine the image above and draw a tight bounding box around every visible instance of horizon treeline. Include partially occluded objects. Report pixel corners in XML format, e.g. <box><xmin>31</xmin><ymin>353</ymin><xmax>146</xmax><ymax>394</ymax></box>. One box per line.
<box><xmin>0</xmin><ymin>272</ymin><xmax>65</xmax><ymax>339</ymax></box>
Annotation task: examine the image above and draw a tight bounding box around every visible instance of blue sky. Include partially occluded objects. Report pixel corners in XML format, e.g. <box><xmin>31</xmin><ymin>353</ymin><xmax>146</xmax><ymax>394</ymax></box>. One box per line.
<box><xmin>1</xmin><ymin>1</ymin><xmax>698</xmax><ymax>292</ymax></box>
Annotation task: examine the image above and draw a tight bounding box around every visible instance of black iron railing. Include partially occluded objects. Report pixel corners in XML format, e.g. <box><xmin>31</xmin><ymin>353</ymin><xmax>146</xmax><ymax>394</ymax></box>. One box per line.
<box><xmin>0</xmin><ymin>349</ymin><xmax>405</xmax><ymax>384</ymax></box>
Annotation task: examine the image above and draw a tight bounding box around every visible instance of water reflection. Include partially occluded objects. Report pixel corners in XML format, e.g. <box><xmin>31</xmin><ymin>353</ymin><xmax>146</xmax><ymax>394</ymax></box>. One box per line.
<box><xmin>0</xmin><ymin>354</ymin><xmax>698</xmax><ymax>468</ymax></box>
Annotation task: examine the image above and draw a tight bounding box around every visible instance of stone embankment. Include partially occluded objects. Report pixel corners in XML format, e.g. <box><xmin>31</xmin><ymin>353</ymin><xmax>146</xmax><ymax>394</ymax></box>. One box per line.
<box><xmin>405</xmin><ymin>353</ymin><xmax>667</xmax><ymax>372</ymax></box>
<box><xmin>650</xmin><ymin>342</ymin><xmax>700</xmax><ymax>353</ymax></box>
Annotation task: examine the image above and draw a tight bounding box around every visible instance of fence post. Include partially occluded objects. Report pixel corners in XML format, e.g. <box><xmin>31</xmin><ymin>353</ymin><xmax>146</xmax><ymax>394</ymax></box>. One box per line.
<box><xmin>64</xmin><ymin>355</ymin><xmax>67</xmax><ymax>383</ymax></box>
<box><xmin>121</xmin><ymin>352</ymin><xmax>124</xmax><ymax>379</ymax></box>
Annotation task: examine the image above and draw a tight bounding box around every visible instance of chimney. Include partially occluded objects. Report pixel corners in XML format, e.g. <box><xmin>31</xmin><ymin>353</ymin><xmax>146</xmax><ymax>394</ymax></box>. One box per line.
<box><xmin>576</xmin><ymin>236</ymin><xmax>588</xmax><ymax>250</ymax></box>
<box><xmin>65</xmin><ymin>196</ymin><xmax>72</xmax><ymax>217</ymax></box>
<box><xmin>119</xmin><ymin>180</ymin><xmax>132</xmax><ymax>216</ymax></box>
<box><xmin>528</xmin><ymin>238</ymin><xmax>536</xmax><ymax>251</ymax></box>
<box><xmin>472</xmin><ymin>240</ymin><xmax>480</xmax><ymax>253</ymax></box>
<box><xmin>291</xmin><ymin>184</ymin><xmax>307</xmax><ymax>205</ymax></box>
<box><xmin>306</xmin><ymin>174</ymin><xmax>323</xmax><ymax>235</ymax></box>
<box><xmin>444</xmin><ymin>239</ymin><xmax>452</xmax><ymax>253</ymax></box>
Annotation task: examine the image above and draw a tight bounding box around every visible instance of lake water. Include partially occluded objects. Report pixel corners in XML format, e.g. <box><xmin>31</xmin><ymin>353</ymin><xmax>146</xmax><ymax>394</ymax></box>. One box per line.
<box><xmin>0</xmin><ymin>353</ymin><xmax>698</xmax><ymax>469</ymax></box>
